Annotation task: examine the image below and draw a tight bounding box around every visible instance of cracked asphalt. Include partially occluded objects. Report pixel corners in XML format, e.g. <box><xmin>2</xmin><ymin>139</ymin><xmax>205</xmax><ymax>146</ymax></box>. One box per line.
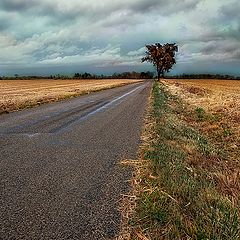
<box><xmin>0</xmin><ymin>80</ymin><xmax>152</xmax><ymax>239</ymax></box>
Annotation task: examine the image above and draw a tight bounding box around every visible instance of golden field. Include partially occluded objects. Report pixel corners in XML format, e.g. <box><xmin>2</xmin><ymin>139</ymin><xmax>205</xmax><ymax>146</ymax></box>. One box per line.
<box><xmin>162</xmin><ymin>79</ymin><xmax>240</xmax><ymax>198</ymax></box>
<box><xmin>0</xmin><ymin>79</ymin><xmax>141</xmax><ymax>114</ymax></box>
<box><xmin>163</xmin><ymin>79</ymin><xmax>240</xmax><ymax>136</ymax></box>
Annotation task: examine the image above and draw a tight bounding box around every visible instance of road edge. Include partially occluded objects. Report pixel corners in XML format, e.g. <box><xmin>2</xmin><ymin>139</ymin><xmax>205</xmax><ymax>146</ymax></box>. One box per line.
<box><xmin>115</xmin><ymin>81</ymin><xmax>154</xmax><ymax>240</ymax></box>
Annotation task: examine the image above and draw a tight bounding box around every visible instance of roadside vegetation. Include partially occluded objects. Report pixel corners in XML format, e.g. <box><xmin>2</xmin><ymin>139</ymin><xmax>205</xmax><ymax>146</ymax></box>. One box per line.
<box><xmin>128</xmin><ymin>80</ymin><xmax>239</xmax><ymax>239</ymax></box>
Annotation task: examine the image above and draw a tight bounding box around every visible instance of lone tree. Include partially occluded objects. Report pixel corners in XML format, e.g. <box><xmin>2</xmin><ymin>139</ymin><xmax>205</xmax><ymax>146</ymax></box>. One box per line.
<box><xmin>142</xmin><ymin>43</ymin><xmax>178</xmax><ymax>80</ymax></box>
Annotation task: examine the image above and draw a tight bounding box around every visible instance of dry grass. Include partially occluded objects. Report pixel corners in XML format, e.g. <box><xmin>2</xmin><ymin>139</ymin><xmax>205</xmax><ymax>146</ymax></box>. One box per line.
<box><xmin>163</xmin><ymin>79</ymin><xmax>240</xmax><ymax>198</ymax></box>
<box><xmin>124</xmin><ymin>81</ymin><xmax>240</xmax><ymax>239</ymax></box>
<box><xmin>117</xmin><ymin>159</ymin><xmax>150</xmax><ymax>240</ymax></box>
<box><xmin>162</xmin><ymin>79</ymin><xmax>240</xmax><ymax>135</ymax></box>
<box><xmin>0</xmin><ymin>79</ymin><xmax>141</xmax><ymax>113</ymax></box>
<box><xmin>116</xmin><ymin>91</ymin><xmax>153</xmax><ymax>240</ymax></box>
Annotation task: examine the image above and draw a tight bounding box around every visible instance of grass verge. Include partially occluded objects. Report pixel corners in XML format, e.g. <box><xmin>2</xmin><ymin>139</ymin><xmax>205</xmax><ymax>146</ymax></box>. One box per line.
<box><xmin>127</xmin><ymin>81</ymin><xmax>240</xmax><ymax>239</ymax></box>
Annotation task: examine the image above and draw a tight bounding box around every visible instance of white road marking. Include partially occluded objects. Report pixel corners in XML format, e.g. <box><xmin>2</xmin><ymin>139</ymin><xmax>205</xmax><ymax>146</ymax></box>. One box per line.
<box><xmin>85</xmin><ymin>85</ymin><xmax>143</xmax><ymax>117</ymax></box>
<box><xmin>54</xmin><ymin>84</ymin><xmax>145</xmax><ymax>134</ymax></box>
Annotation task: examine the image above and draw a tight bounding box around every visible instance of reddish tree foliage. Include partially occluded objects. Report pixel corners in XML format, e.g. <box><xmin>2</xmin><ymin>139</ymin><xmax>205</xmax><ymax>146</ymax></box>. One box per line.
<box><xmin>142</xmin><ymin>43</ymin><xmax>178</xmax><ymax>80</ymax></box>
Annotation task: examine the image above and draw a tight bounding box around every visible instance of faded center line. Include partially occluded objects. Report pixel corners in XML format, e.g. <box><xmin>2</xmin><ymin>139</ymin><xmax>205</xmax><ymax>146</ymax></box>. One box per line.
<box><xmin>52</xmin><ymin>84</ymin><xmax>144</xmax><ymax>134</ymax></box>
<box><xmin>85</xmin><ymin>85</ymin><xmax>143</xmax><ymax>117</ymax></box>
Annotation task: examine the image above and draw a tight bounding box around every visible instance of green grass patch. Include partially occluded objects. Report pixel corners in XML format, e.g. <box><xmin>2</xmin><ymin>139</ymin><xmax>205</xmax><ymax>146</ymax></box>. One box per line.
<box><xmin>133</xmin><ymin>82</ymin><xmax>240</xmax><ymax>239</ymax></box>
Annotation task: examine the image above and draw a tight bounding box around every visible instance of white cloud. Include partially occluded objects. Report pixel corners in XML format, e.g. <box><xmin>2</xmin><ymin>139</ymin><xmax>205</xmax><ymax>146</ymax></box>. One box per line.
<box><xmin>0</xmin><ymin>0</ymin><xmax>239</xmax><ymax>75</ymax></box>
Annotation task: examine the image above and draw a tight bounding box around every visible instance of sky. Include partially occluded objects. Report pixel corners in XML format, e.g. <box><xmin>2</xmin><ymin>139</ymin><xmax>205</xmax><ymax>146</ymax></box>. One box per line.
<box><xmin>0</xmin><ymin>0</ymin><xmax>239</xmax><ymax>76</ymax></box>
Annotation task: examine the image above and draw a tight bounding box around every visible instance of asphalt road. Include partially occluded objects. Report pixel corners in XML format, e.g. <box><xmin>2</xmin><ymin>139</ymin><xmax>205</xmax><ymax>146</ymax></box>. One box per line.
<box><xmin>0</xmin><ymin>80</ymin><xmax>152</xmax><ymax>240</ymax></box>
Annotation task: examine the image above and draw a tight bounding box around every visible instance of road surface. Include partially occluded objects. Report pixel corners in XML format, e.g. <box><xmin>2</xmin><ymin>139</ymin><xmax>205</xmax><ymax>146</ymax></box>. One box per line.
<box><xmin>0</xmin><ymin>80</ymin><xmax>152</xmax><ymax>239</ymax></box>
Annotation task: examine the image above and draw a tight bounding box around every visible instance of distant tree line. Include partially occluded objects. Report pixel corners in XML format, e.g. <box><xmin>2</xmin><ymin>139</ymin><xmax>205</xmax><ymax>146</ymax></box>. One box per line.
<box><xmin>0</xmin><ymin>71</ymin><xmax>154</xmax><ymax>80</ymax></box>
<box><xmin>73</xmin><ymin>71</ymin><xmax>154</xmax><ymax>79</ymax></box>
<box><xmin>165</xmin><ymin>74</ymin><xmax>240</xmax><ymax>80</ymax></box>
<box><xmin>0</xmin><ymin>75</ymin><xmax>72</xmax><ymax>80</ymax></box>
<box><xmin>0</xmin><ymin>72</ymin><xmax>239</xmax><ymax>80</ymax></box>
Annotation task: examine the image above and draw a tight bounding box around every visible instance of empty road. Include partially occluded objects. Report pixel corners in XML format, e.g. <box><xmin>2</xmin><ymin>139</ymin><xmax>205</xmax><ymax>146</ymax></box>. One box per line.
<box><xmin>0</xmin><ymin>80</ymin><xmax>152</xmax><ymax>239</ymax></box>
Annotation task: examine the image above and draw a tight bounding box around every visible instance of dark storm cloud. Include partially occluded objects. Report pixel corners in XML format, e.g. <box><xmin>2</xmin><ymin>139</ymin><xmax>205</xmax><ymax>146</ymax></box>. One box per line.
<box><xmin>0</xmin><ymin>0</ymin><xmax>78</xmax><ymax>24</ymax></box>
<box><xmin>195</xmin><ymin>1</ymin><xmax>240</xmax><ymax>44</ymax></box>
<box><xmin>201</xmin><ymin>40</ymin><xmax>240</xmax><ymax>60</ymax></box>
<box><xmin>0</xmin><ymin>0</ymin><xmax>38</xmax><ymax>11</ymax></box>
<box><xmin>0</xmin><ymin>0</ymin><xmax>239</xmax><ymax>76</ymax></box>
<box><xmin>44</xmin><ymin>0</ymin><xmax>198</xmax><ymax>18</ymax></box>
<box><xmin>220</xmin><ymin>1</ymin><xmax>240</xmax><ymax>20</ymax></box>
<box><xmin>0</xmin><ymin>18</ymin><xmax>10</xmax><ymax>31</ymax></box>
<box><xmin>128</xmin><ymin>0</ymin><xmax>199</xmax><ymax>15</ymax></box>
<box><xmin>0</xmin><ymin>0</ymin><xmax>199</xmax><ymax>21</ymax></box>
<box><xmin>0</xmin><ymin>0</ymin><xmax>200</xmax><ymax>42</ymax></box>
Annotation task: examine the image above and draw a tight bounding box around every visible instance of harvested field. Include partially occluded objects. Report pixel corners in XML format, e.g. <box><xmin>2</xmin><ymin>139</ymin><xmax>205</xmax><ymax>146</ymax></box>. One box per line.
<box><xmin>0</xmin><ymin>79</ymin><xmax>141</xmax><ymax>114</ymax></box>
<box><xmin>163</xmin><ymin>79</ymin><xmax>240</xmax><ymax>136</ymax></box>
<box><xmin>162</xmin><ymin>79</ymin><xmax>240</xmax><ymax>203</ymax></box>
<box><xmin>162</xmin><ymin>79</ymin><xmax>240</xmax><ymax>117</ymax></box>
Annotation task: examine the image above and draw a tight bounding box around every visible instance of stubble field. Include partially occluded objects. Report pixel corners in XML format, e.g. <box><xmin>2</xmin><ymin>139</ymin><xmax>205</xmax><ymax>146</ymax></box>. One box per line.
<box><xmin>162</xmin><ymin>79</ymin><xmax>240</xmax><ymax>138</ymax></box>
<box><xmin>163</xmin><ymin>79</ymin><xmax>239</xmax><ymax>116</ymax></box>
<box><xmin>0</xmin><ymin>79</ymin><xmax>141</xmax><ymax>114</ymax></box>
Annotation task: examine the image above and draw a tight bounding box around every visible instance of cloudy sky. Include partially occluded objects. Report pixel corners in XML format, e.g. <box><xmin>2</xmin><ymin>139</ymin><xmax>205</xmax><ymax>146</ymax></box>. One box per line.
<box><xmin>0</xmin><ymin>0</ymin><xmax>239</xmax><ymax>76</ymax></box>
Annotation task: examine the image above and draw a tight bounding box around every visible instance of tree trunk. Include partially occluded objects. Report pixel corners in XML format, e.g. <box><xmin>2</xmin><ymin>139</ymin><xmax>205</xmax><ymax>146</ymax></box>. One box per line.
<box><xmin>157</xmin><ymin>71</ymin><xmax>160</xmax><ymax>81</ymax></box>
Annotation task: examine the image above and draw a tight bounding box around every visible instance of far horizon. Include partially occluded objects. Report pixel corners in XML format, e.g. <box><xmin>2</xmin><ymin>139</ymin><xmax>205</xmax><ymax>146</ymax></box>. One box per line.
<box><xmin>1</xmin><ymin>71</ymin><xmax>240</xmax><ymax>79</ymax></box>
<box><xmin>0</xmin><ymin>0</ymin><xmax>239</xmax><ymax>76</ymax></box>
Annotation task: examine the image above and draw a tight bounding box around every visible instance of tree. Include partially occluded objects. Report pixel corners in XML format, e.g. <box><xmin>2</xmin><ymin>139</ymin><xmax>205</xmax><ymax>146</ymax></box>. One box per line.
<box><xmin>142</xmin><ymin>43</ymin><xmax>178</xmax><ymax>81</ymax></box>
<box><xmin>74</xmin><ymin>73</ymin><xmax>81</xmax><ymax>78</ymax></box>
<box><xmin>82</xmin><ymin>72</ymin><xmax>92</xmax><ymax>79</ymax></box>
<box><xmin>140</xmin><ymin>71</ymin><xmax>154</xmax><ymax>79</ymax></box>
